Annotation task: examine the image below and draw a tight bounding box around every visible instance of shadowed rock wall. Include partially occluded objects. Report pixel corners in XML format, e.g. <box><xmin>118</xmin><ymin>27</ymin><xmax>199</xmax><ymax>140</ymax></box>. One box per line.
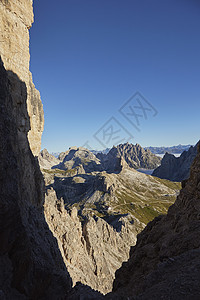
<box><xmin>0</xmin><ymin>1</ymin><xmax>73</xmax><ymax>298</ymax></box>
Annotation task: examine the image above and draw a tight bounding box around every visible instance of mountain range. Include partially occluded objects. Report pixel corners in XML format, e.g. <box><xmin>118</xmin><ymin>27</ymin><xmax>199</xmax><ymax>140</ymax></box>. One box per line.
<box><xmin>145</xmin><ymin>144</ymin><xmax>193</xmax><ymax>154</ymax></box>
<box><xmin>152</xmin><ymin>143</ymin><xmax>198</xmax><ymax>181</ymax></box>
<box><xmin>38</xmin><ymin>143</ymin><xmax>179</xmax><ymax>293</ymax></box>
<box><xmin>1</xmin><ymin>1</ymin><xmax>200</xmax><ymax>299</ymax></box>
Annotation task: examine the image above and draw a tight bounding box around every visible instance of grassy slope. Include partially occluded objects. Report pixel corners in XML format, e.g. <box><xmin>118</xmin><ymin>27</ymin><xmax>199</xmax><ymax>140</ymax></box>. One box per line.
<box><xmin>55</xmin><ymin>168</ymin><xmax>181</xmax><ymax>226</ymax></box>
<box><xmin>113</xmin><ymin>171</ymin><xmax>181</xmax><ymax>224</ymax></box>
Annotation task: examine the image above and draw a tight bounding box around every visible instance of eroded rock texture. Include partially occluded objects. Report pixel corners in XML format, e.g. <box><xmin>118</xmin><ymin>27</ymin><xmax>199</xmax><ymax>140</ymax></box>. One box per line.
<box><xmin>0</xmin><ymin>0</ymin><xmax>44</xmax><ymax>155</ymax></box>
<box><xmin>109</xmin><ymin>142</ymin><xmax>200</xmax><ymax>299</ymax></box>
<box><xmin>152</xmin><ymin>143</ymin><xmax>198</xmax><ymax>182</ymax></box>
<box><xmin>44</xmin><ymin>188</ymin><xmax>137</xmax><ymax>295</ymax></box>
<box><xmin>97</xmin><ymin>143</ymin><xmax>161</xmax><ymax>172</ymax></box>
<box><xmin>0</xmin><ymin>1</ymin><xmax>72</xmax><ymax>299</ymax></box>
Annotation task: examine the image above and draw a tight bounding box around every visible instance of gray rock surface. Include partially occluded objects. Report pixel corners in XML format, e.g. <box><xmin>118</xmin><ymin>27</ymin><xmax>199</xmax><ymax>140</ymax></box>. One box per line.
<box><xmin>152</xmin><ymin>143</ymin><xmax>198</xmax><ymax>181</ymax></box>
<box><xmin>44</xmin><ymin>188</ymin><xmax>137</xmax><ymax>295</ymax></box>
<box><xmin>0</xmin><ymin>56</ymin><xmax>72</xmax><ymax>300</ymax></box>
<box><xmin>0</xmin><ymin>2</ymin><xmax>72</xmax><ymax>298</ymax></box>
<box><xmin>0</xmin><ymin>0</ymin><xmax>44</xmax><ymax>155</ymax></box>
<box><xmin>38</xmin><ymin>148</ymin><xmax>60</xmax><ymax>169</ymax></box>
<box><xmin>97</xmin><ymin>143</ymin><xmax>161</xmax><ymax>172</ymax></box>
<box><xmin>57</xmin><ymin>147</ymin><xmax>103</xmax><ymax>173</ymax></box>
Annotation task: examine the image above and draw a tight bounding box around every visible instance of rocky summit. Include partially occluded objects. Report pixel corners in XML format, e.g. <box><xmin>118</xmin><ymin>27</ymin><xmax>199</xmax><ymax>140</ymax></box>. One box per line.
<box><xmin>152</xmin><ymin>143</ymin><xmax>198</xmax><ymax>182</ymax></box>
<box><xmin>44</xmin><ymin>188</ymin><xmax>138</xmax><ymax>294</ymax></box>
<box><xmin>57</xmin><ymin>146</ymin><xmax>103</xmax><ymax>173</ymax></box>
<box><xmin>97</xmin><ymin>143</ymin><xmax>161</xmax><ymax>172</ymax></box>
<box><xmin>38</xmin><ymin>148</ymin><xmax>61</xmax><ymax>169</ymax></box>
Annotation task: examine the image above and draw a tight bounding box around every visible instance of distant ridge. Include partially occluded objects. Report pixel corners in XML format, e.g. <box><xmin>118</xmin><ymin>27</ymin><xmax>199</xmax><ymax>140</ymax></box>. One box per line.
<box><xmin>51</xmin><ymin>144</ymin><xmax>193</xmax><ymax>158</ymax></box>
<box><xmin>145</xmin><ymin>144</ymin><xmax>192</xmax><ymax>154</ymax></box>
<box><xmin>97</xmin><ymin>142</ymin><xmax>161</xmax><ymax>172</ymax></box>
<box><xmin>152</xmin><ymin>142</ymin><xmax>198</xmax><ymax>181</ymax></box>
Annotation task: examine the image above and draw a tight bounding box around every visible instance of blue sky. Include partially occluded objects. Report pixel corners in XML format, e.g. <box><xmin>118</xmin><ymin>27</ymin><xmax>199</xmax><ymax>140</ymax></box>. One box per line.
<box><xmin>30</xmin><ymin>0</ymin><xmax>200</xmax><ymax>152</ymax></box>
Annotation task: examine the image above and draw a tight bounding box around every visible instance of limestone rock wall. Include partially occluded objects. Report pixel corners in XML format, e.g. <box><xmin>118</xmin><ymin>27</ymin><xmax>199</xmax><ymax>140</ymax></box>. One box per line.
<box><xmin>45</xmin><ymin>188</ymin><xmax>136</xmax><ymax>295</ymax></box>
<box><xmin>0</xmin><ymin>0</ymin><xmax>44</xmax><ymax>155</ymax></box>
<box><xmin>0</xmin><ymin>1</ymin><xmax>73</xmax><ymax>298</ymax></box>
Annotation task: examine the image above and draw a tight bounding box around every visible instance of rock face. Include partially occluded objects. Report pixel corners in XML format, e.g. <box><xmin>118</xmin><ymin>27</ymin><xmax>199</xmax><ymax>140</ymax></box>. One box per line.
<box><xmin>97</xmin><ymin>143</ymin><xmax>161</xmax><ymax>172</ymax></box>
<box><xmin>109</xmin><ymin>142</ymin><xmax>200</xmax><ymax>299</ymax></box>
<box><xmin>0</xmin><ymin>55</ymin><xmax>72</xmax><ymax>300</ymax></box>
<box><xmin>44</xmin><ymin>188</ymin><xmax>138</xmax><ymax>295</ymax></box>
<box><xmin>0</xmin><ymin>0</ymin><xmax>44</xmax><ymax>155</ymax></box>
<box><xmin>38</xmin><ymin>148</ymin><xmax>60</xmax><ymax>169</ymax></box>
<box><xmin>0</xmin><ymin>2</ymin><xmax>73</xmax><ymax>299</ymax></box>
<box><xmin>57</xmin><ymin>147</ymin><xmax>103</xmax><ymax>173</ymax></box>
<box><xmin>152</xmin><ymin>143</ymin><xmax>198</xmax><ymax>182</ymax></box>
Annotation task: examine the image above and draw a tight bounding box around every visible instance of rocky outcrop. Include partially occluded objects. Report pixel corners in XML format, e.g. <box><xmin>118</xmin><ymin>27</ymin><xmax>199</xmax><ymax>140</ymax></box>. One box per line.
<box><xmin>44</xmin><ymin>188</ymin><xmax>138</xmax><ymax>295</ymax></box>
<box><xmin>0</xmin><ymin>2</ymin><xmax>72</xmax><ymax>298</ymax></box>
<box><xmin>109</xmin><ymin>142</ymin><xmax>200</xmax><ymax>299</ymax></box>
<box><xmin>38</xmin><ymin>148</ymin><xmax>60</xmax><ymax>169</ymax></box>
<box><xmin>0</xmin><ymin>55</ymin><xmax>73</xmax><ymax>300</ymax></box>
<box><xmin>57</xmin><ymin>147</ymin><xmax>103</xmax><ymax>173</ymax></box>
<box><xmin>98</xmin><ymin>143</ymin><xmax>161</xmax><ymax>172</ymax></box>
<box><xmin>152</xmin><ymin>143</ymin><xmax>198</xmax><ymax>181</ymax></box>
<box><xmin>0</xmin><ymin>0</ymin><xmax>44</xmax><ymax>155</ymax></box>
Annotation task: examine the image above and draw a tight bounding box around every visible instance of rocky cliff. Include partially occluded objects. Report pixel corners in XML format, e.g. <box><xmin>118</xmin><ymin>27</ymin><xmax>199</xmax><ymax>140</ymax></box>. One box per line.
<box><xmin>44</xmin><ymin>188</ymin><xmax>138</xmax><ymax>295</ymax></box>
<box><xmin>58</xmin><ymin>146</ymin><xmax>103</xmax><ymax>173</ymax></box>
<box><xmin>152</xmin><ymin>143</ymin><xmax>198</xmax><ymax>182</ymax></box>
<box><xmin>97</xmin><ymin>143</ymin><xmax>161</xmax><ymax>172</ymax></box>
<box><xmin>38</xmin><ymin>148</ymin><xmax>61</xmax><ymax>169</ymax></box>
<box><xmin>109</xmin><ymin>142</ymin><xmax>200</xmax><ymax>299</ymax></box>
<box><xmin>0</xmin><ymin>0</ymin><xmax>44</xmax><ymax>155</ymax></box>
<box><xmin>0</xmin><ymin>2</ymin><xmax>73</xmax><ymax>298</ymax></box>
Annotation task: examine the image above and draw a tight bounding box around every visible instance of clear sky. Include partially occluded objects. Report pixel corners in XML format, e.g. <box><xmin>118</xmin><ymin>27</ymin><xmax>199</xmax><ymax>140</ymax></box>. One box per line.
<box><xmin>30</xmin><ymin>0</ymin><xmax>200</xmax><ymax>152</ymax></box>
